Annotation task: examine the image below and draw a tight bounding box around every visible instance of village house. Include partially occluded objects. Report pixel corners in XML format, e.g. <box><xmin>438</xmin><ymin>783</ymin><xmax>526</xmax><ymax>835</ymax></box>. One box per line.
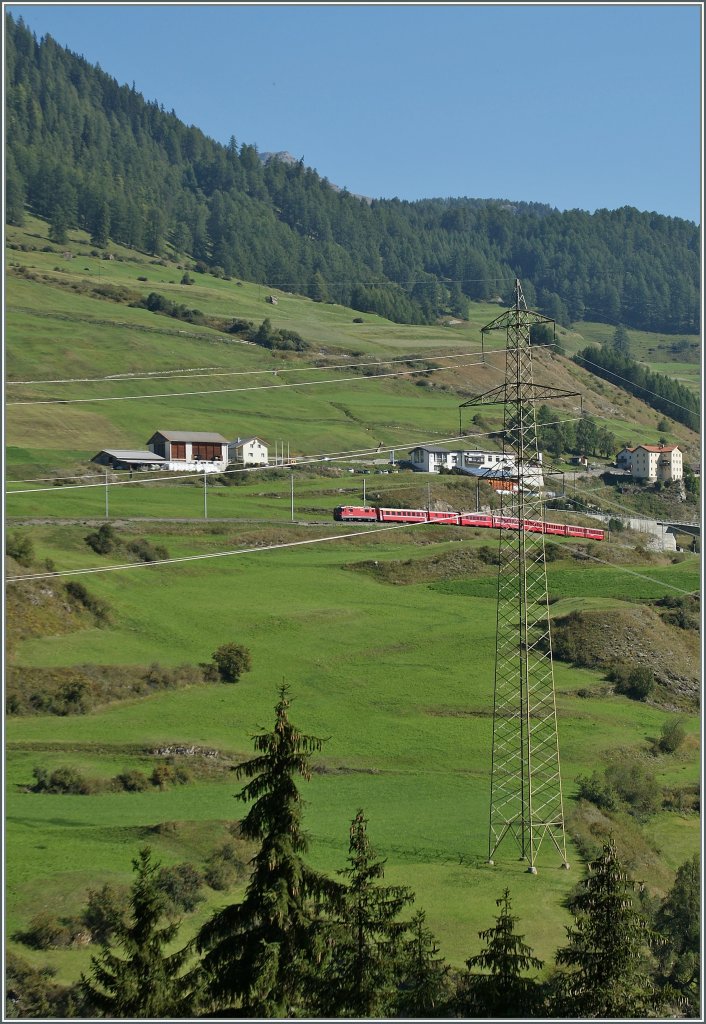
<box><xmin>408</xmin><ymin>446</ymin><xmax>543</xmax><ymax>488</ymax></box>
<box><xmin>228</xmin><ymin>436</ymin><xmax>269</xmax><ymax>466</ymax></box>
<box><xmin>628</xmin><ymin>444</ymin><xmax>684</xmax><ymax>482</ymax></box>
<box><xmin>145</xmin><ymin>430</ymin><xmax>229</xmax><ymax>473</ymax></box>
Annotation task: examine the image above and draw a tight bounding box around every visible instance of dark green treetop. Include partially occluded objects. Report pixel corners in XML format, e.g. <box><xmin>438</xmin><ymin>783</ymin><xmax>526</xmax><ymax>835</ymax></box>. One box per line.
<box><xmin>553</xmin><ymin>835</ymin><xmax>665</xmax><ymax>1018</ymax></box>
<box><xmin>196</xmin><ymin>685</ymin><xmax>331</xmax><ymax>1016</ymax></box>
<box><xmin>80</xmin><ymin>847</ymin><xmax>200</xmax><ymax>1017</ymax></box>
<box><xmin>315</xmin><ymin>809</ymin><xmax>415</xmax><ymax>1018</ymax></box>
<box><xmin>456</xmin><ymin>887</ymin><xmax>544</xmax><ymax>1017</ymax></box>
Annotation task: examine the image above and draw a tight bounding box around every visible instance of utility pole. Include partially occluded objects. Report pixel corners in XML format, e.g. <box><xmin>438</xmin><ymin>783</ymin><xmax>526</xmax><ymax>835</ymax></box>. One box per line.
<box><xmin>105</xmin><ymin>469</ymin><xmax>109</xmax><ymax>519</ymax></box>
<box><xmin>204</xmin><ymin>466</ymin><xmax>208</xmax><ymax>519</ymax></box>
<box><xmin>460</xmin><ymin>279</ymin><xmax>580</xmax><ymax>873</ymax></box>
<box><xmin>290</xmin><ymin>469</ymin><xmax>294</xmax><ymax>522</ymax></box>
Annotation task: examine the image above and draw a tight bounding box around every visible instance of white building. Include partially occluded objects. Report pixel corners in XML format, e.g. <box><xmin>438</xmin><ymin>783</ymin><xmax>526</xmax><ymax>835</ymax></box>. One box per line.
<box><xmin>145</xmin><ymin>430</ymin><xmax>229</xmax><ymax>473</ymax></box>
<box><xmin>228</xmin><ymin>436</ymin><xmax>269</xmax><ymax>466</ymax></box>
<box><xmin>629</xmin><ymin>444</ymin><xmax>683</xmax><ymax>482</ymax></box>
<box><xmin>408</xmin><ymin>446</ymin><xmax>543</xmax><ymax>488</ymax></box>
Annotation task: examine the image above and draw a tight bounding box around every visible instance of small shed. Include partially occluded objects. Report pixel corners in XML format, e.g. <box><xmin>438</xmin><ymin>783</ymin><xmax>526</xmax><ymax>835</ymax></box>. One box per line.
<box><xmin>92</xmin><ymin>449</ymin><xmax>167</xmax><ymax>471</ymax></box>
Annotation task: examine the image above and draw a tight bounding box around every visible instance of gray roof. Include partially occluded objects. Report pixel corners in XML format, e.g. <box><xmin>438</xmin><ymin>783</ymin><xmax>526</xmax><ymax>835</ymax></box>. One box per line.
<box><xmin>148</xmin><ymin>430</ymin><xmax>229</xmax><ymax>444</ymax></box>
<box><xmin>94</xmin><ymin>450</ymin><xmax>166</xmax><ymax>463</ymax></box>
<box><xmin>229</xmin><ymin>436</ymin><xmax>267</xmax><ymax>447</ymax></box>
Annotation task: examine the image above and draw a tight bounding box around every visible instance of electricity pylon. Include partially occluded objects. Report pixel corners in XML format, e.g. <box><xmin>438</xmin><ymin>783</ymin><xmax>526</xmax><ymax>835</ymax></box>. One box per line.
<box><xmin>460</xmin><ymin>279</ymin><xmax>580</xmax><ymax>872</ymax></box>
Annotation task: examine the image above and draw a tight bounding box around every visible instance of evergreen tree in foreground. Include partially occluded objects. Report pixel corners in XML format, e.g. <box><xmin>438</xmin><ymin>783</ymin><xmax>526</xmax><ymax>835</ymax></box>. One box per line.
<box><xmin>395</xmin><ymin>909</ymin><xmax>453</xmax><ymax>1017</ymax></box>
<box><xmin>456</xmin><ymin>887</ymin><xmax>544</xmax><ymax>1017</ymax></box>
<box><xmin>654</xmin><ymin>852</ymin><xmax>700</xmax><ymax>1013</ymax></box>
<box><xmin>80</xmin><ymin>847</ymin><xmax>199</xmax><ymax>1017</ymax></box>
<box><xmin>315</xmin><ymin>809</ymin><xmax>415</xmax><ymax>1017</ymax></box>
<box><xmin>552</xmin><ymin>835</ymin><xmax>664</xmax><ymax>1017</ymax></box>
<box><xmin>196</xmin><ymin>686</ymin><xmax>330</xmax><ymax>1016</ymax></box>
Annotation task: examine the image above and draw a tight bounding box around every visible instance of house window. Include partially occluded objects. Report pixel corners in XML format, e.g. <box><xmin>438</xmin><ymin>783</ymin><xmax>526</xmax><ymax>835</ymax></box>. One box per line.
<box><xmin>192</xmin><ymin>443</ymin><xmax>222</xmax><ymax>461</ymax></box>
<box><xmin>171</xmin><ymin>442</ymin><xmax>186</xmax><ymax>460</ymax></box>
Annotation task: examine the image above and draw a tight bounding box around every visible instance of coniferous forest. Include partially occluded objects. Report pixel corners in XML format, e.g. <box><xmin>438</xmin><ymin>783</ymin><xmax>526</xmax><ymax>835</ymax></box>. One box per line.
<box><xmin>5</xmin><ymin>12</ymin><xmax>700</xmax><ymax>334</ymax></box>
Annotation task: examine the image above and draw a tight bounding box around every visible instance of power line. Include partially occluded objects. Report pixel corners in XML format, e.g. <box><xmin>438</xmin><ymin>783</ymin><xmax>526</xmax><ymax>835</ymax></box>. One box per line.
<box><xmin>5</xmin><ymin>416</ymin><xmax>584</xmax><ymax>495</ymax></box>
<box><xmin>6</xmin><ymin>515</ymin><xmax>696</xmax><ymax>597</ymax></box>
<box><xmin>6</xmin><ymin>357</ymin><xmax>492</xmax><ymax>407</ymax></box>
<box><xmin>4</xmin><ymin>352</ymin><xmax>478</xmax><ymax>387</ymax></box>
<box><xmin>571</xmin><ymin>351</ymin><xmax>700</xmax><ymax>418</ymax></box>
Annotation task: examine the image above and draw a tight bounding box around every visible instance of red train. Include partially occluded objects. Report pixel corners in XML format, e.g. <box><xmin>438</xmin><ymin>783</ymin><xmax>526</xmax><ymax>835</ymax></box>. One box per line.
<box><xmin>333</xmin><ymin>506</ymin><xmax>605</xmax><ymax>540</ymax></box>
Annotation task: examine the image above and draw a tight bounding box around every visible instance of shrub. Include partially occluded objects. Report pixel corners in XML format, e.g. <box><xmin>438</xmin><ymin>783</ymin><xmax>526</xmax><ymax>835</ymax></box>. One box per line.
<box><xmin>658</xmin><ymin>718</ymin><xmax>687</xmax><ymax>755</ymax></box>
<box><xmin>211</xmin><ymin>642</ymin><xmax>252</xmax><ymax>683</ymax></box>
<box><xmin>576</xmin><ymin>770</ymin><xmax>616</xmax><ymax>811</ymax></box>
<box><xmin>82</xmin><ymin>884</ymin><xmax>129</xmax><ymax>943</ymax></box>
<box><xmin>156</xmin><ymin>862</ymin><xmax>204</xmax><ymax>913</ymax></box>
<box><xmin>6</xmin><ymin>532</ymin><xmax>34</xmax><ymax>566</ymax></box>
<box><xmin>64</xmin><ymin>581</ymin><xmax>111</xmax><ymax>623</ymax></box>
<box><xmin>85</xmin><ymin>523</ymin><xmax>118</xmax><ymax>554</ymax></box>
<box><xmin>113</xmin><ymin>770</ymin><xmax>150</xmax><ymax>792</ymax></box>
<box><xmin>16</xmin><ymin>912</ymin><xmax>71</xmax><ymax>950</ymax></box>
<box><xmin>610</xmin><ymin>664</ymin><xmax>655</xmax><ymax>701</ymax></box>
<box><xmin>605</xmin><ymin>761</ymin><xmax>660</xmax><ymax>819</ymax></box>
<box><xmin>125</xmin><ymin>538</ymin><xmax>169</xmax><ymax>563</ymax></box>
<box><xmin>31</xmin><ymin>765</ymin><xmax>94</xmax><ymax>795</ymax></box>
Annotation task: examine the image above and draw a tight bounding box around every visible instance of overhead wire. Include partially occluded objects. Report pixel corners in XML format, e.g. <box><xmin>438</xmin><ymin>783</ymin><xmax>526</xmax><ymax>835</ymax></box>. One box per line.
<box><xmin>6</xmin><ymin>514</ymin><xmax>697</xmax><ymax>597</ymax></box>
<box><xmin>5</xmin><ymin>415</ymin><xmax>585</xmax><ymax>494</ymax></box>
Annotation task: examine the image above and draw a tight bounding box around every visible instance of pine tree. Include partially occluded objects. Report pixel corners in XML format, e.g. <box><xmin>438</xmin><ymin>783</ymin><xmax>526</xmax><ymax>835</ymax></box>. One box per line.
<box><xmin>316</xmin><ymin>809</ymin><xmax>415</xmax><ymax>1017</ymax></box>
<box><xmin>552</xmin><ymin>835</ymin><xmax>663</xmax><ymax>1017</ymax></box>
<box><xmin>196</xmin><ymin>686</ymin><xmax>330</xmax><ymax>1016</ymax></box>
<box><xmin>80</xmin><ymin>847</ymin><xmax>200</xmax><ymax>1017</ymax></box>
<box><xmin>456</xmin><ymin>888</ymin><xmax>544</xmax><ymax>1017</ymax></box>
<box><xmin>611</xmin><ymin>323</ymin><xmax>631</xmax><ymax>358</ymax></box>
<box><xmin>654</xmin><ymin>853</ymin><xmax>700</xmax><ymax>1012</ymax></box>
<box><xmin>395</xmin><ymin>909</ymin><xmax>452</xmax><ymax>1017</ymax></box>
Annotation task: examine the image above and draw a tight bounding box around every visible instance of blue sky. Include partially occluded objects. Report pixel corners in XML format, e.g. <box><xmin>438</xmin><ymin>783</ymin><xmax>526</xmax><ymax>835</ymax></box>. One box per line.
<box><xmin>7</xmin><ymin>3</ymin><xmax>703</xmax><ymax>223</ymax></box>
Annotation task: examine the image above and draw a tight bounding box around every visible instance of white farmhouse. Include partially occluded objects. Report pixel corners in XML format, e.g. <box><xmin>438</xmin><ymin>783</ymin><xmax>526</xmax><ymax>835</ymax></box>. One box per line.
<box><xmin>145</xmin><ymin>430</ymin><xmax>229</xmax><ymax>473</ymax></box>
<box><xmin>629</xmin><ymin>444</ymin><xmax>684</xmax><ymax>482</ymax></box>
<box><xmin>408</xmin><ymin>446</ymin><xmax>543</xmax><ymax>488</ymax></box>
<box><xmin>228</xmin><ymin>436</ymin><xmax>269</xmax><ymax>466</ymax></box>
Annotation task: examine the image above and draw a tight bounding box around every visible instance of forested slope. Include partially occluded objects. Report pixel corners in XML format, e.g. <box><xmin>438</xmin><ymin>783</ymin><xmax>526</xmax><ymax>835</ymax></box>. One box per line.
<box><xmin>5</xmin><ymin>13</ymin><xmax>700</xmax><ymax>333</ymax></box>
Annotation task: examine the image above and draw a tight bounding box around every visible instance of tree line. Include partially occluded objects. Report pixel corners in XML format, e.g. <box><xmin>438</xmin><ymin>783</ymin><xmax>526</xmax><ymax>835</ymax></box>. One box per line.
<box><xmin>7</xmin><ymin>688</ymin><xmax>699</xmax><ymax>1018</ymax></box>
<box><xmin>5</xmin><ymin>13</ymin><xmax>700</xmax><ymax>333</ymax></box>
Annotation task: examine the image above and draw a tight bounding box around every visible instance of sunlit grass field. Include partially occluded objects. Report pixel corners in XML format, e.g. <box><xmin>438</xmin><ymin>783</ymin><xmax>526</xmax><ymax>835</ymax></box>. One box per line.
<box><xmin>6</xmin><ymin>518</ymin><xmax>700</xmax><ymax>983</ymax></box>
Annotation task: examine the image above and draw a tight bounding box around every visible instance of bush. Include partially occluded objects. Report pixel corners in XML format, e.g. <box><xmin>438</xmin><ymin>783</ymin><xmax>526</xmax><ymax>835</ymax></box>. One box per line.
<box><xmin>576</xmin><ymin>770</ymin><xmax>616</xmax><ymax>811</ymax></box>
<box><xmin>82</xmin><ymin>884</ymin><xmax>129</xmax><ymax>943</ymax></box>
<box><xmin>31</xmin><ymin>765</ymin><xmax>94</xmax><ymax>795</ymax></box>
<box><xmin>113</xmin><ymin>770</ymin><xmax>150</xmax><ymax>792</ymax></box>
<box><xmin>610</xmin><ymin>663</ymin><xmax>654</xmax><ymax>701</ymax></box>
<box><xmin>85</xmin><ymin>523</ymin><xmax>118</xmax><ymax>554</ymax></box>
<box><xmin>16</xmin><ymin>912</ymin><xmax>71</xmax><ymax>950</ymax></box>
<box><xmin>156</xmin><ymin>862</ymin><xmax>204</xmax><ymax>913</ymax></box>
<box><xmin>605</xmin><ymin>761</ymin><xmax>660</xmax><ymax>819</ymax></box>
<box><xmin>658</xmin><ymin>718</ymin><xmax>687</xmax><ymax>754</ymax></box>
<box><xmin>6</xmin><ymin>532</ymin><xmax>34</xmax><ymax>567</ymax></box>
<box><xmin>211</xmin><ymin>642</ymin><xmax>253</xmax><ymax>683</ymax></box>
<box><xmin>125</xmin><ymin>538</ymin><xmax>169</xmax><ymax>563</ymax></box>
<box><xmin>64</xmin><ymin>581</ymin><xmax>111</xmax><ymax>623</ymax></box>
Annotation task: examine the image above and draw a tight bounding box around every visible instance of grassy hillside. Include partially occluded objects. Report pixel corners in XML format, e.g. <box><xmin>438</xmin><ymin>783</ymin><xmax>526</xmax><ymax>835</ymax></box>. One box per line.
<box><xmin>6</xmin><ymin>216</ymin><xmax>700</xmax><ymax>481</ymax></box>
<box><xmin>4</xmin><ymin>215</ymin><xmax>701</xmax><ymax>993</ymax></box>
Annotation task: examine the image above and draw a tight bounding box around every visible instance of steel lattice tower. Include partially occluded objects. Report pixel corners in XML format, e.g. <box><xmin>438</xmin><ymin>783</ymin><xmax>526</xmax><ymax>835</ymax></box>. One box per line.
<box><xmin>461</xmin><ymin>280</ymin><xmax>580</xmax><ymax>872</ymax></box>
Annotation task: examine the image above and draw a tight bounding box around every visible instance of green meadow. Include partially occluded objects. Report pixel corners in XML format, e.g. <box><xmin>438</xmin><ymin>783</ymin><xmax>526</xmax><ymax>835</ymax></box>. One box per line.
<box><xmin>5</xmin><ymin>217</ymin><xmax>701</xmax><ymax>987</ymax></box>
<box><xmin>6</xmin><ymin>518</ymin><xmax>701</xmax><ymax>983</ymax></box>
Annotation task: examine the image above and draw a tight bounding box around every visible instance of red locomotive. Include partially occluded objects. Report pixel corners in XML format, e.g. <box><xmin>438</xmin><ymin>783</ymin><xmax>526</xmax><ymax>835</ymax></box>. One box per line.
<box><xmin>333</xmin><ymin>505</ymin><xmax>605</xmax><ymax>540</ymax></box>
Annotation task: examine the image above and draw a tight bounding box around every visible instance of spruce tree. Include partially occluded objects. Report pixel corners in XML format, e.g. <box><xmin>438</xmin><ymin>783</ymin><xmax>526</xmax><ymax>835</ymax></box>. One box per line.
<box><xmin>196</xmin><ymin>686</ymin><xmax>330</xmax><ymax>1016</ymax></box>
<box><xmin>316</xmin><ymin>809</ymin><xmax>415</xmax><ymax>1017</ymax></box>
<box><xmin>80</xmin><ymin>847</ymin><xmax>200</xmax><ymax>1017</ymax></box>
<box><xmin>552</xmin><ymin>835</ymin><xmax>663</xmax><ymax>1017</ymax></box>
<box><xmin>654</xmin><ymin>853</ymin><xmax>700</xmax><ymax>1012</ymax></box>
<box><xmin>456</xmin><ymin>888</ymin><xmax>544</xmax><ymax>1017</ymax></box>
<box><xmin>395</xmin><ymin>909</ymin><xmax>452</xmax><ymax>1017</ymax></box>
